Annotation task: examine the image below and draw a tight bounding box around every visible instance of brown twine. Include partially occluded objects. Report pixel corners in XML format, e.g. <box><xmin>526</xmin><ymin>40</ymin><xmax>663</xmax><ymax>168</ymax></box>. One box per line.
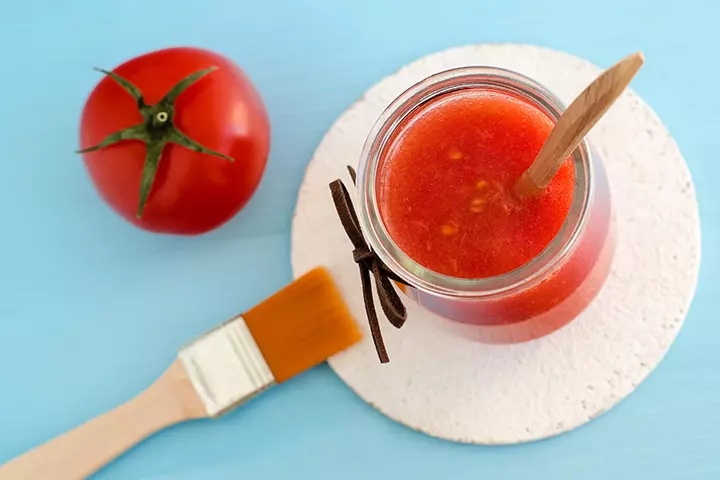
<box><xmin>329</xmin><ymin>166</ymin><xmax>407</xmax><ymax>363</ymax></box>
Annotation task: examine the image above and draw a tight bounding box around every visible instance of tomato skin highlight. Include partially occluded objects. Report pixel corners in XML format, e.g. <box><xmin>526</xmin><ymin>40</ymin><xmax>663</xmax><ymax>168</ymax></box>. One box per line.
<box><xmin>79</xmin><ymin>47</ymin><xmax>270</xmax><ymax>235</ymax></box>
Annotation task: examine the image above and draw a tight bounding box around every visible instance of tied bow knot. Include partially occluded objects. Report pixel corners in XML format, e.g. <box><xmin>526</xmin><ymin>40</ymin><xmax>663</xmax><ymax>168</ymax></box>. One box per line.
<box><xmin>352</xmin><ymin>247</ymin><xmax>375</xmax><ymax>264</ymax></box>
<box><xmin>329</xmin><ymin>166</ymin><xmax>408</xmax><ymax>363</ymax></box>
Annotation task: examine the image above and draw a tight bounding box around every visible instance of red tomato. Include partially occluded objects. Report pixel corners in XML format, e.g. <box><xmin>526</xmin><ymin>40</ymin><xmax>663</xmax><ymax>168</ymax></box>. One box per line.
<box><xmin>79</xmin><ymin>47</ymin><xmax>270</xmax><ymax>235</ymax></box>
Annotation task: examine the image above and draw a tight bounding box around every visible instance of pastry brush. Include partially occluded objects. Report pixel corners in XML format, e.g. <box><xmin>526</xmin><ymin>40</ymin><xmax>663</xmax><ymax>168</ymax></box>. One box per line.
<box><xmin>0</xmin><ymin>267</ymin><xmax>361</xmax><ymax>480</ymax></box>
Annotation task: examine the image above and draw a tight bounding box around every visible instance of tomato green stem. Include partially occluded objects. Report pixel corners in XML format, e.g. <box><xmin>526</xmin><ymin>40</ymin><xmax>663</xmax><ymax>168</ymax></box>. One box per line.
<box><xmin>138</xmin><ymin>141</ymin><xmax>166</xmax><ymax>217</ymax></box>
<box><xmin>77</xmin><ymin>66</ymin><xmax>234</xmax><ymax>218</ymax></box>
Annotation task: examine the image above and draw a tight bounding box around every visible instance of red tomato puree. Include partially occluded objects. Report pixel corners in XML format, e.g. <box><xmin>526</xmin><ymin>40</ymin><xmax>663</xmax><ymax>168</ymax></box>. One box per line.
<box><xmin>376</xmin><ymin>87</ymin><xmax>614</xmax><ymax>338</ymax></box>
<box><xmin>378</xmin><ymin>89</ymin><xmax>574</xmax><ymax>278</ymax></box>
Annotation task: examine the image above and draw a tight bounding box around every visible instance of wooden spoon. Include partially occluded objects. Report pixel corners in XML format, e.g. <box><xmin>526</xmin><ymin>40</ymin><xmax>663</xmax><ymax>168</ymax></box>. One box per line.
<box><xmin>514</xmin><ymin>52</ymin><xmax>645</xmax><ymax>198</ymax></box>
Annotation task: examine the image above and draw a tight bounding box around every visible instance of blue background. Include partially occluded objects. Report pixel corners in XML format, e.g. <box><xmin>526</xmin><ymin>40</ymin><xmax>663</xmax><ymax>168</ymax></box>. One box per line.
<box><xmin>1</xmin><ymin>1</ymin><xmax>718</xmax><ymax>478</ymax></box>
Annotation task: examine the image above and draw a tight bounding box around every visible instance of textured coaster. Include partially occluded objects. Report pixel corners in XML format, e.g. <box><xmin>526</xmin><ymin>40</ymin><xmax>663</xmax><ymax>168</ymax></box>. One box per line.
<box><xmin>291</xmin><ymin>44</ymin><xmax>700</xmax><ymax>444</ymax></box>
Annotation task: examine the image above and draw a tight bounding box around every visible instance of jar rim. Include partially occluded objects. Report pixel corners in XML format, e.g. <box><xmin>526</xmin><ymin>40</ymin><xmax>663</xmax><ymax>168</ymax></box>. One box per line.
<box><xmin>356</xmin><ymin>66</ymin><xmax>594</xmax><ymax>298</ymax></box>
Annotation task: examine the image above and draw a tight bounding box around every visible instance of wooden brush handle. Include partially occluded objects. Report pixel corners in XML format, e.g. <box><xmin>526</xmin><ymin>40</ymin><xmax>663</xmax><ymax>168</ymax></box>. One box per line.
<box><xmin>0</xmin><ymin>361</ymin><xmax>206</xmax><ymax>480</ymax></box>
<box><xmin>515</xmin><ymin>51</ymin><xmax>644</xmax><ymax>197</ymax></box>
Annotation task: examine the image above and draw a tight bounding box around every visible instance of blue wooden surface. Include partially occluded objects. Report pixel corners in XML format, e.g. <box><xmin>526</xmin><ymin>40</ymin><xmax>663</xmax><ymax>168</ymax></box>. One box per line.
<box><xmin>1</xmin><ymin>1</ymin><xmax>718</xmax><ymax>478</ymax></box>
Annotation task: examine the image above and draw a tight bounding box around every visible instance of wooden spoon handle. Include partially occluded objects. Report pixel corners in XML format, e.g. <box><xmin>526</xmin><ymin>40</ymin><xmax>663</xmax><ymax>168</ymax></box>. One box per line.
<box><xmin>515</xmin><ymin>52</ymin><xmax>644</xmax><ymax>197</ymax></box>
<box><xmin>0</xmin><ymin>361</ymin><xmax>206</xmax><ymax>480</ymax></box>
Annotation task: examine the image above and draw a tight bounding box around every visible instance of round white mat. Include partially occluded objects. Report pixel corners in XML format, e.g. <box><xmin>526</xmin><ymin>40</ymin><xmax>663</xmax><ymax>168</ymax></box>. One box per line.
<box><xmin>291</xmin><ymin>44</ymin><xmax>700</xmax><ymax>444</ymax></box>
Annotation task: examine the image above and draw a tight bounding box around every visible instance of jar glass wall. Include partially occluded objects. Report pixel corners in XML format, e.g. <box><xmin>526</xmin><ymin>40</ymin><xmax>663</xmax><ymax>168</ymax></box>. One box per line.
<box><xmin>356</xmin><ymin>67</ymin><xmax>614</xmax><ymax>342</ymax></box>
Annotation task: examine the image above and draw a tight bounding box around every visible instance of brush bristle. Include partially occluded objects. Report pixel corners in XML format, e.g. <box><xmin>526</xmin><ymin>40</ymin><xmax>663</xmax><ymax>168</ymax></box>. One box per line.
<box><xmin>242</xmin><ymin>267</ymin><xmax>362</xmax><ymax>383</ymax></box>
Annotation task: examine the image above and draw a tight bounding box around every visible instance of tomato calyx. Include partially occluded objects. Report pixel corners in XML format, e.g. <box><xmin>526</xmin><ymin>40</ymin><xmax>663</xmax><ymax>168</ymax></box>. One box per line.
<box><xmin>77</xmin><ymin>67</ymin><xmax>234</xmax><ymax>218</ymax></box>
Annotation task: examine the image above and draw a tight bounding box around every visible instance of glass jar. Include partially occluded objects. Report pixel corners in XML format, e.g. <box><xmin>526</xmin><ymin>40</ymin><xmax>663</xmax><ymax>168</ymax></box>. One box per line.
<box><xmin>356</xmin><ymin>67</ymin><xmax>614</xmax><ymax>343</ymax></box>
